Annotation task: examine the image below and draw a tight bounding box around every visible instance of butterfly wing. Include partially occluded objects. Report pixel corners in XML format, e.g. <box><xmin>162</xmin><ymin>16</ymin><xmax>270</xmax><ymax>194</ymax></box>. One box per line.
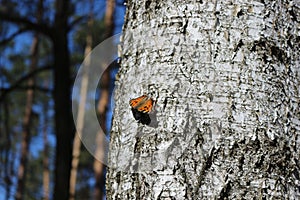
<box><xmin>130</xmin><ymin>95</ymin><xmax>154</xmax><ymax>125</ymax></box>
<box><xmin>131</xmin><ymin>108</ymin><xmax>151</xmax><ymax>125</ymax></box>
<box><xmin>136</xmin><ymin>98</ymin><xmax>154</xmax><ymax>113</ymax></box>
<box><xmin>131</xmin><ymin>108</ymin><xmax>142</xmax><ymax>120</ymax></box>
<box><xmin>139</xmin><ymin>113</ymin><xmax>151</xmax><ymax>125</ymax></box>
<box><xmin>129</xmin><ymin>95</ymin><xmax>147</xmax><ymax>108</ymax></box>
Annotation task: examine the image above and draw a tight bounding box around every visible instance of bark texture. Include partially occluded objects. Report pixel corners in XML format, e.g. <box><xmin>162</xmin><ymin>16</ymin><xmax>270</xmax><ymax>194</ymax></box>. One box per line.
<box><xmin>107</xmin><ymin>0</ymin><xmax>300</xmax><ymax>199</ymax></box>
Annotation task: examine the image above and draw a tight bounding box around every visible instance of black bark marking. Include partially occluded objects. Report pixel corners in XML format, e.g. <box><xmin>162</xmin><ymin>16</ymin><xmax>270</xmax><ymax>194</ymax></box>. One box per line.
<box><xmin>237</xmin><ymin>9</ymin><xmax>244</xmax><ymax>17</ymax></box>
<box><xmin>270</xmin><ymin>46</ymin><xmax>285</xmax><ymax>63</ymax></box>
<box><xmin>145</xmin><ymin>0</ymin><xmax>151</xmax><ymax>9</ymax></box>
<box><xmin>181</xmin><ymin>20</ymin><xmax>188</xmax><ymax>34</ymax></box>
<box><xmin>234</xmin><ymin>39</ymin><xmax>244</xmax><ymax>52</ymax></box>
<box><xmin>250</xmin><ymin>40</ymin><xmax>288</xmax><ymax>63</ymax></box>
<box><xmin>163</xmin><ymin>97</ymin><xmax>168</xmax><ymax>111</ymax></box>
<box><xmin>218</xmin><ymin>181</ymin><xmax>232</xmax><ymax>199</ymax></box>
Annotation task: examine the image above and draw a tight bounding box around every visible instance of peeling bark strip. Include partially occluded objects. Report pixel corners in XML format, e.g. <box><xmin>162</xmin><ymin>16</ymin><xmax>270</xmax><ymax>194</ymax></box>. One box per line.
<box><xmin>107</xmin><ymin>0</ymin><xmax>300</xmax><ymax>199</ymax></box>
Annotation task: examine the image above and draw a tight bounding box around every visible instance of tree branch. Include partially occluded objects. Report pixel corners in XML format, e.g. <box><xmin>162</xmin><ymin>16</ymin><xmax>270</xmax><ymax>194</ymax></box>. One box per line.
<box><xmin>0</xmin><ymin>85</ymin><xmax>52</xmax><ymax>94</ymax></box>
<box><xmin>68</xmin><ymin>16</ymin><xmax>88</xmax><ymax>32</ymax></box>
<box><xmin>0</xmin><ymin>65</ymin><xmax>52</xmax><ymax>101</ymax></box>
<box><xmin>0</xmin><ymin>67</ymin><xmax>14</xmax><ymax>81</ymax></box>
<box><xmin>0</xmin><ymin>27</ymin><xmax>29</xmax><ymax>46</ymax></box>
<box><xmin>0</xmin><ymin>11</ymin><xmax>53</xmax><ymax>38</ymax></box>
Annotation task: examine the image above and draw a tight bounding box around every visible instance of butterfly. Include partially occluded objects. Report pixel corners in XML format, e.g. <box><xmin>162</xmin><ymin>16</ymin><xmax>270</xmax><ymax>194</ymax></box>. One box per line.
<box><xmin>129</xmin><ymin>95</ymin><xmax>154</xmax><ymax>125</ymax></box>
<box><xmin>129</xmin><ymin>95</ymin><xmax>154</xmax><ymax>113</ymax></box>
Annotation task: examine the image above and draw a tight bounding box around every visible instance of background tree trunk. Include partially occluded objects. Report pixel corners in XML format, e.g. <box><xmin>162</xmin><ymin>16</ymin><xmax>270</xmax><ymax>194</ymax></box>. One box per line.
<box><xmin>16</xmin><ymin>0</ymin><xmax>42</xmax><ymax>195</ymax></box>
<box><xmin>15</xmin><ymin>35</ymin><xmax>38</xmax><ymax>200</ymax></box>
<box><xmin>52</xmin><ymin>0</ymin><xmax>74</xmax><ymax>199</ymax></box>
<box><xmin>3</xmin><ymin>100</ymin><xmax>12</xmax><ymax>199</ymax></box>
<box><xmin>69</xmin><ymin>4</ymin><xmax>94</xmax><ymax>199</ymax></box>
<box><xmin>107</xmin><ymin>0</ymin><xmax>299</xmax><ymax>199</ymax></box>
<box><xmin>42</xmin><ymin>81</ymin><xmax>50</xmax><ymax>200</ymax></box>
<box><xmin>94</xmin><ymin>0</ymin><xmax>115</xmax><ymax>199</ymax></box>
<box><xmin>93</xmin><ymin>0</ymin><xmax>115</xmax><ymax>199</ymax></box>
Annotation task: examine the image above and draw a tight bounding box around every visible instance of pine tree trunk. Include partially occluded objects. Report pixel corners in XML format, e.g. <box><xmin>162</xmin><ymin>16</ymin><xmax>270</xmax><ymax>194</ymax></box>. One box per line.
<box><xmin>15</xmin><ymin>0</ymin><xmax>43</xmax><ymax>194</ymax></box>
<box><xmin>69</xmin><ymin>7</ymin><xmax>93</xmax><ymax>199</ymax></box>
<box><xmin>3</xmin><ymin>100</ymin><xmax>12</xmax><ymax>200</ymax></box>
<box><xmin>94</xmin><ymin>0</ymin><xmax>115</xmax><ymax>199</ymax></box>
<box><xmin>15</xmin><ymin>34</ymin><xmax>38</xmax><ymax>200</ymax></box>
<box><xmin>42</xmin><ymin>82</ymin><xmax>50</xmax><ymax>200</ymax></box>
<box><xmin>52</xmin><ymin>0</ymin><xmax>73</xmax><ymax>199</ymax></box>
<box><xmin>107</xmin><ymin>0</ymin><xmax>300</xmax><ymax>199</ymax></box>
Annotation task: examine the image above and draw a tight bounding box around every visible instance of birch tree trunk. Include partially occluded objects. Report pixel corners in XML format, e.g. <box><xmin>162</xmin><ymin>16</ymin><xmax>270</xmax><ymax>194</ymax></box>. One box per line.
<box><xmin>107</xmin><ymin>0</ymin><xmax>300</xmax><ymax>199</ymax></box>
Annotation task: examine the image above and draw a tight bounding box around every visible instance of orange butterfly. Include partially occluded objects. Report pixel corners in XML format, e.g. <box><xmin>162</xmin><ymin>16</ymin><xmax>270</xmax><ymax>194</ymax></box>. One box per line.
<box><xmin>129</xmin><ymin>95</ymin><xmax>154</xmax><ymax>113</ymax></box>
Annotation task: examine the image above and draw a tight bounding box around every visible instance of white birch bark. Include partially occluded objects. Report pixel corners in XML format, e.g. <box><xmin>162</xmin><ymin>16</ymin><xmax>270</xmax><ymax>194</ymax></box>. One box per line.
<box><xmin>107</xmin><ymin>0</ymin><xmax>300</xmax><ymax>199</ymax></box>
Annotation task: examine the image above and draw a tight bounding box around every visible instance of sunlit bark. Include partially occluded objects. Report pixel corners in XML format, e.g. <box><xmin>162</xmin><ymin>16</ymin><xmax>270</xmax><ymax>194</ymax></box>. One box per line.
<box><xmin>107</xmin><ymin>0</ymin><xmax>300</xmax><ymax>199</ymax></box>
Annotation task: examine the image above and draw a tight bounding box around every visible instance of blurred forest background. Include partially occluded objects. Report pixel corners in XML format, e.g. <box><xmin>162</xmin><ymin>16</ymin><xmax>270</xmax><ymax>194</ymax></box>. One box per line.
<box><xmin>0</xmin><ymin>0</ymin><xmax>125</xmax><ymax>199</ymax></box>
